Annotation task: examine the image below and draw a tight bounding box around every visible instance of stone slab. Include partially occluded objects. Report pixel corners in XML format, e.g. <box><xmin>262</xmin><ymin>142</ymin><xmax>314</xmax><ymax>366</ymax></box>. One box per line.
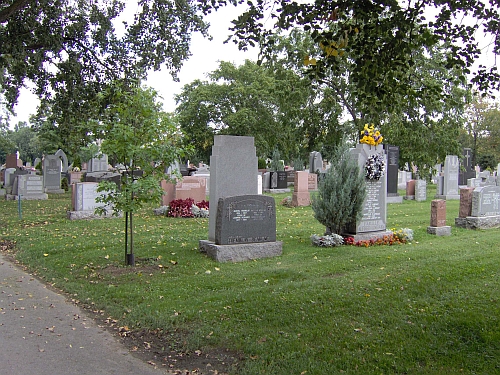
<box><xmin>426</xmin><ymin>226</ymin><xmax>451</xmax><ymax>236</ymax></box>
<box><xmin>455</xmin><ymin>216</ymin><xmax>500</xmax><ymax>229</ymax></box>
<box><xmin>386</xmin><ymin>195</ymin><xmax>403</xmax><ymax>204</ymax></box>
<box><xmin>67</xmin><ymin>209</ymin><xmax>120</xmax><ymax>220</ymax></box>
<box><xmin>199</xmin><ymin>240</ymin><xmax>283</xmax><ymax>262</ymax></box>
<box><xmin>346</xmin><ymin>230</ymin><xmax>393</xmax><ymax>242</ymax></box>
<box><xmin>215</xmin><ymin>195</ymin><xmax>276</xmax><ymax>245</ymax></box>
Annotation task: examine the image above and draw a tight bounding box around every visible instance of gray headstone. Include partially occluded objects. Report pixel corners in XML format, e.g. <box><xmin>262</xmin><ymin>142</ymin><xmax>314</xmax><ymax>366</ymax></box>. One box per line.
<box><xmin>12</xmin><ymin>175</ymin><xmax>47</xmax><ymax>200</ymax></box>
<box><xmin>43</xmin><ymin>155</ymin><xmax>64</xmax><ymax>193</ymax></box>
<box><xmin>309</xmin><ymin>151</ymin><xmax>324</xmax><ymax>174</ymax></box>
<box><xmin>471</xmin><ymin>185</ymin><xmax>500</xmax><ymax>217</ymax></box>
<box><xmin>437</xmin><ymin>155</ymin><xmax>459</xmax><ymax>199</ymax></box>
<box><xmin>73</xmin><ymin>182</ymin><xmax>106</xmax><ymax>211</ymax></box>
<box><xmin>215</xmin><ymin>195</ymin><xmax>276</xmax><ymax>245</ymax></box>
<box><xmin>347</xmin><ymin>144</ymin><xmax>388</xmax><ymax>235</ymax></box>
<box><xmin>208</xmin><ymin>135</ymin><xmax>258</xmax><ymax>242</ymax></box>
<box><xmin>55</xmin><ymin>149</ymin><xmax>69</xmax><ymax>173</ymax></box>
<box><xmin>415</xmin><ymin>179</ymin><xmax>427</xmax><ymax>202</ymax></box>
<box><xmin>4</xmin><ymin>168</ymin><xmax>17</xmax><ymax>188</ymax></box>
<box><xmin>88</xmin><ymin>155</ymin><xmax>108</xmax><ymax>172</ymax></box>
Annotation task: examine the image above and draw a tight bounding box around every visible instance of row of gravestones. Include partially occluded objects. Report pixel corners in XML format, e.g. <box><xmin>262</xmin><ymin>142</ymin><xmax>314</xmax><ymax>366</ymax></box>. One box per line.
<box><xmin>427</xmin><ymin>183</ymin><xmax>500</xmax><ymax>235</ymax></box>
<box><xmin>2</xmin><ymin>150</ymin><xmax>112</xmax><ymax>201</ymax></box>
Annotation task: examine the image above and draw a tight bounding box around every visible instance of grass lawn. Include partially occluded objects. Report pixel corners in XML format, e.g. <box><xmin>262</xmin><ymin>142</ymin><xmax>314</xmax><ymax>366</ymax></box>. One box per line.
<box><xmin>1</xmin><ymin>185</ymin><xmax>499</xmax><ymax>374</ymax></box>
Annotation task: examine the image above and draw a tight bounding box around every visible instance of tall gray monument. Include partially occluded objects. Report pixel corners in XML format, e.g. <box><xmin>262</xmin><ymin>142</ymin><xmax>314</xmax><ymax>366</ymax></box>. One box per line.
<box><xmin>435</xmin><ymin>155</ymin><xmax>460</xmax><ymax>200</ymax></box>
<box><xmin>200</xmin><ymin>135</ymin><xmax>282</xmax><ymax>262</ymax></box>
<box><xmin>345</xmin><ymin>143</ymin><xmax>391</xmax><ymax>241</ymax></box>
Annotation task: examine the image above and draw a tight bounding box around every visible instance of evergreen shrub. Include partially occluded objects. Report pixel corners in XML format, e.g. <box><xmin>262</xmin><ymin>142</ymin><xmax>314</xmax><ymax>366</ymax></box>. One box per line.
<box><xmin>311</xmin><ymin>138</ymin><xmax>366</xmax><ymax>235</ymax></box>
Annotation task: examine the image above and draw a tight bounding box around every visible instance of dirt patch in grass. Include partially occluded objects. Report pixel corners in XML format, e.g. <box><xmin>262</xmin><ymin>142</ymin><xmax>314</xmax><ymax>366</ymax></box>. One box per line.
<box><xmin>115</xmin><ymin>327</ymin><xmax>242</xmax><ymax>374</ymax></box>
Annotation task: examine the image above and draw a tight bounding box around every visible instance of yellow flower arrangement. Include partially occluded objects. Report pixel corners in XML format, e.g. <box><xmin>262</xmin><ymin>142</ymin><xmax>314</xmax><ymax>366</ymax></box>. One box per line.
<box><xmin>360</xmin><ymin>123</ymin><xmax>383</xmax><ymax>146</ymax></box>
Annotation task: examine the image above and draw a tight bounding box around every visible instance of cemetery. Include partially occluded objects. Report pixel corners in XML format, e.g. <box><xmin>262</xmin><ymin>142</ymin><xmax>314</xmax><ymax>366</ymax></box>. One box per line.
<box><xmin>1</xmin><ymin>134</ymin><xmax>499</xmax><ymax>374</ymax></box>
<box><xmin>3</xmin><ymin>2</ymin><xmax>500</xmax><ymax>374</ymax></box>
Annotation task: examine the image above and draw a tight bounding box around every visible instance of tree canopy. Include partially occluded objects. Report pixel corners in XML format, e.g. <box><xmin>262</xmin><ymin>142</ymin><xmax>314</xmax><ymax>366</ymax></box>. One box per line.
<box><xmin>1</xmin><ymin>0</ymin><xmax>208</xmax><ymax>135</ymax></box>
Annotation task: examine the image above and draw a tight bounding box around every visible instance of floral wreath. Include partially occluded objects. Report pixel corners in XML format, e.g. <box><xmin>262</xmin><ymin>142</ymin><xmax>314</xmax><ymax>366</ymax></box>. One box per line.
<box><xmin>365</xmin><ymin>153</ymin><xmax>386</xmax><ymax>180</ymax></box>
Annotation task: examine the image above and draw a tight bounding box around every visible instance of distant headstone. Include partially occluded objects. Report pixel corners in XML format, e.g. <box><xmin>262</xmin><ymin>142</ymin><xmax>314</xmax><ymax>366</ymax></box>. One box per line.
<box><xmin>291</xmin><ymin>171</ymin><xmax>310</xmax><ymax>206</ymax></box>
<box><xmin>8</xmin><ymin>175</ymin><xmax>47</xmax><ymax>200</ymax></box>
<box><xmin>458</xmin><ymin>187</ymin><xmax>474</xmax><ymax>218</ymax></box>
<box><xmin>3</xmin><ymin>168</ymin><xmax>17</xmax><ymax>191</ymax></box>
<box><xmin>257</xmin><ymin>174</ymin><xmax>262</xmax><ymax>195</ymax></box>
<box><xmin>435</xmin><ymin>155</ymin><xmax>460</xmax><ymax>199</ymax></box>
<box><xmin>459</xmin><ymin>148</ymin><xmax>475</xmax><ymax>185</ymax></box>
<box><xmin>467</xmin><ymin>178</ymin><xmax>481</xmax><ymax>188</ymax></box>
<box><xmin>55</xmin><ymin>149</ymin><xmax>69</xmax><ymax>173</ymax></box>
<box><xmin>5</xmin><ymin>154</ymin><xmax>18</xmax><ymax>169</ymax></box>
<box><xmin>199</xmin><ymin>135</ymin><xmax>282</xmax><ymax>262</ymax></box>
<box><xmin>43</xmin><ymin>155</ymin><xmax>65</xmax><ymax>194</ymax></box>
<box><xmin>67</xmin><ymin>182</ymin><xmax>115</xmax><ymax>220</ymax></box>
<box><xmin>427</xmin><ymin>199</ymin><xmax>451</xmax><ymax>236</ymax></box>
<box><xmin>34</xmin><ymin>157</ymin><xmax>41</xmax><ymax>168</ymax></box>
<box><xmin>456</xmin><ymin>185</ymin><xmax>500</xmax><ymax>229</ymax></box>
<box><xmin>175</xmin><ymin>176</ymin><xmax>207</xmax><ymax>203</ymax></box>
<box><xmin>262</xmin><ymin>172</ymin><xmax>270</xmax><ymax>192</ymax></box>
<box><xmin>398</xmin><ymin>170</ymin><xmax>412</xmax><ymax>190</ymax></box>
<box><xmin>415</xmin><ymin>180</ymin><xmax>427</xmax><ymax>202</ymax></box>
<box><xmin>309</xmin><ymin>151</ymin><xmax>324</xmax><ymax>174</ymax></box>
<box><xmin>160</xmin><ymin>179</ymin><xmax>176</xmax><ymax>206</ymax></box>
<box><xmin>385</xmin><ymin>145</ymin><xmax>402</xmax><ymax>203</ymax></box>
<box><xmin>270</xmin><ymin>171</ymin><xmax>287</xmax><ymax>190</ymax></box>
<box><xmin>307</xmin><ymin>173</ymin><xmax>318</xmax><ymax>191</ymax></box>
<box><xmin>87</xmin><ymin>155</ymin><xmax>108</xmax><ymax>173</ymax></box>
<box><xmin>405</xmin><ymin>179</ymin><xmax>415</xmax><ymax>200</ymax></box>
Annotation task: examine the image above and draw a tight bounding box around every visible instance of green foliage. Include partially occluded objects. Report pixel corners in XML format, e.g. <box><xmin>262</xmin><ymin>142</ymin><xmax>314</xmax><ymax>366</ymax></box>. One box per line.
<box><xmin>269</xmin><ymin>147</ymin><xmax>284</xmax><ymax>172</ymax></box>
<box><xmin>175</xmin><ymin>60</ymin><xmax>314</xmax><ymax>161</ymax></box>
<box><xmin>61</xmin><ymin>177</ymin><xmax>69</xmax><ymax>192</ymax></box>
<box><xmin>92</xmin><ymin>81</ymin><xmax>191</xmax><ymax>263</ymax></box>
<box><xmin>201</xmin><ymin>0</ymin><xmax>500</xmax><ymax>95</ymax></box>
<box><xmin>257</xmin><ymin>158</ymin><xmax>267</xmax><ymax>169</ymax></box>
<box><xmin>1</xmin><ymin>1</ymin><xmax>209</xmax><ymax>151</ymax></box>
<box><xmin>311</xmin><ymin>139</ymin><xmax>366</xmax><ymax>235</ymax></box>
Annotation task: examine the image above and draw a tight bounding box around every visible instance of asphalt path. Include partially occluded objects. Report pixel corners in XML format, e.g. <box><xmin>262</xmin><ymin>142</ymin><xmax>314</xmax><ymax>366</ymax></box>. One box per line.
<box><xmin>0</xmin><ymin>253</ymin><xmax>170</xmax><ymax>375</ymax></box>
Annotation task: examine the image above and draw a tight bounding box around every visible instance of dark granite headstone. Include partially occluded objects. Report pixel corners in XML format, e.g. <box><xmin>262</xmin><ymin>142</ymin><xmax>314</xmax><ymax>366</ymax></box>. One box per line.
<box><xmin>270</xmin><ymin>171</ymin><xmax>287</xmax><ymax>189</ymax></box>
<box><xmin>384</xmin><ymin>144</ymin><xmax>399</xmax><ymax>195</ymax></box>
<box><xmin>459</xmin><ymin>148</ymin><xmax>475</xmax><ymax>185</ymax></box>
<box><xmin>215</xmin><ymin>195</ymin><xmax>276</xmax><ymax>245</ymax></box>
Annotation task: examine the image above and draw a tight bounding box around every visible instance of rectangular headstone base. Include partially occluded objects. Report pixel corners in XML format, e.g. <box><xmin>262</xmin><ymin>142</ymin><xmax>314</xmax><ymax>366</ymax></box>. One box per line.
<box><xmin>199</xmin><ymin>240</ymin><xmax>283</xmax><ymax>263</ymax></box>
<box><xmin>387</xmin><ymin>195</ymin><xmax>403</xmax><ymax>204</ymax></box>
<box><xmin>45</xmin><ymin>188</ymin><xmax>65</xmax><ymax>194</ymax></box>
<box><xmin>404</xmin><ymin>195</ymin><xmax>415</xmax><ymax>200</ymax></box>
<box><xmin>264</xmin><ymin>188</ymin><xmax>291</xmax><ymax>194</ymax></box>
<box><xmin>343</xmin><ymin>230</ymin><xmax>393</xmax><ymax>242</ymax></box>
<box><xmin>434</xmin><ymin>194</ymin><xmax>460</xmax><ymax>200</ymax></box>
<box><xmin>67</xmin><ymin>210</ymin><xmax>121</xmax><ymax>220</ymax></box>
<box><xmin>6</xmin><ymin>194</ymin><xmax>48</xmax><ymax>201</ymax></box>
<box><xmin>455</xmin><ymin>216</ymin><xmax>500</xmax><ymax>230</ymax></box>
<box><xmin>427</xmin><ymin>226</ymin><xmax>451</xmax><ymax>236</ymax></box>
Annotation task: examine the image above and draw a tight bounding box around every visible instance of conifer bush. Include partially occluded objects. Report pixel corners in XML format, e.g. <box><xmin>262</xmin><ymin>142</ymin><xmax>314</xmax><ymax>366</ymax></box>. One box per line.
<box><xmin>311</xmin><ymin>138</ymin><xmax>366</xmax><ymax>235</ymax></box>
